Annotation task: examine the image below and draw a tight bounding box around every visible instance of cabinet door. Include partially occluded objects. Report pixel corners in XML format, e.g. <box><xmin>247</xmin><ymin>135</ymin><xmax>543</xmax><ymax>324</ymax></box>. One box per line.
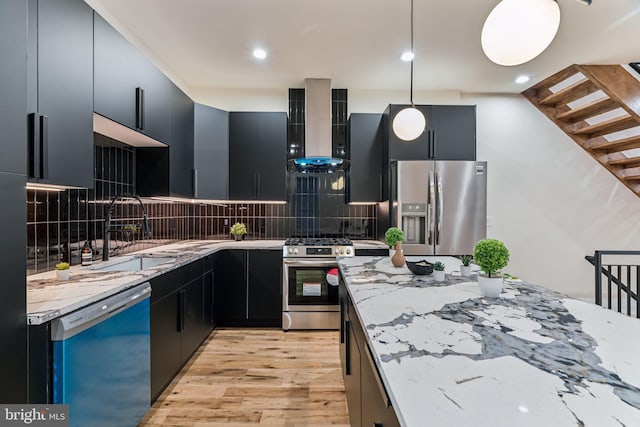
<box><xmin>213</xmin><ymin>250</ymin><xmax>248</xmax><ymax>324</ymax></box>
<box><xmin>348</xmin><ymin>113</ymin><xmax>383</xmax><ymax>202</ymax></box>
<box><xmin>345</xmin><ymin>319</ymin><xmax>362</xmax><ymax>427</ymax></box>
<box><xmin>203</xmin><ymin>266</ymin><xmax>215</xmax><ymax>331</ymax></box>
<box><xmin>385</xmin><ymin>104</ymin><xmax>431</xmax><ymax>161</ymax></box>
<box><xmin>247</xmin><ymin>250</ymin><xmax>282</xmax><ymax>326</ymax></box>
<box><xmin>256</xmin><ymin>112</ymin><xmax>287</xmax><ymax>200</ymax></box>
<box><xmin>228</xmin><ymin>112</ymin><xmax>259</xmax><ymax>199</ymax></box>
<box><xmin>0</xmin><ymin>0</ymin><xmax>27</xmax><ymax>175</ymax></box>
<box><xmin>361</xmin><ymin>346</ymin><xmax>401</xmax><ymax>427</ymax></box>
<box><xmin>150</xmin><ymin>294</ymin><xmax>181</xmax><ymax>401</ymax></box>
<box><xmin>34</xmin><ymin>0</ymin><xmax>93</xmax><ymax>188</ymax></box>
<box><xmin>431</xmin><ymin>105</ymin><xmax>476</xmax><ymax>161</ymax></box>
<box><xmin>180</xmin><ymin>279</ymin><xmax>205</xmax><ymax>364</ymax></box>
<box><xmin>94</xmin><ymin>13</ymin><xmax>142</xmax><ymax>130</ymax></box>
<box><xmin>139</xmin><ymin>56</ymin><xmax>172</xmax><ymax>144</ymax></box>
<box><xmin>339</xmin><ymin>282</ymin><xmax>348</xmax><ymax>375</ymax></box>
<box><xmin>194</xmin><ymin>103</ymin><xmax>228</xmax><ymax>199</ymax></box>
<box><xmin>169</xmin><ymin>84</ymin><xmax>194</xmax><ymax>197</ymax></box>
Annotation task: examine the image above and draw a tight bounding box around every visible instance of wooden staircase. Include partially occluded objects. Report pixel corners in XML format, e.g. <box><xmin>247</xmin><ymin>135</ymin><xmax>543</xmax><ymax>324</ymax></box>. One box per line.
<box><xmin>522</xmin><ymin>64</ymin><xmax>640</xmax><ymax>197</ymax></box>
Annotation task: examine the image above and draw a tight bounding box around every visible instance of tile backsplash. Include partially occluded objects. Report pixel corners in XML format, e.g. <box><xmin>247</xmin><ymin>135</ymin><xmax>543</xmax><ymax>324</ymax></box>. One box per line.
<box><xmin>27</xmin><ymin>137</ymin><xmax>377</xmax><ymax>274</ymax></box>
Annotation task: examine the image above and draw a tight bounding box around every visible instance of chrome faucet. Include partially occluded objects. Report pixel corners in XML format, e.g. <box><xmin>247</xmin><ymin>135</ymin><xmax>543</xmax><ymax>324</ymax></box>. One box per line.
<box><xmin>102</xmin><ymin>194</ymin><xmax>152</xmax><ymax>261</ymax></box>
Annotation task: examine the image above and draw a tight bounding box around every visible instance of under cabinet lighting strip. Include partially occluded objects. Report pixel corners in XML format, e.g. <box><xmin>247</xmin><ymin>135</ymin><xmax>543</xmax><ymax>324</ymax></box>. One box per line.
<box><xmin>26</xmin><ymin>183</ymin><xmax>81</xmax><ymax>192</ymax></box>
<box><xmin>150</xmin><ymin>197</ymin><xmax>287</xmax><ymax>205</ymax></box>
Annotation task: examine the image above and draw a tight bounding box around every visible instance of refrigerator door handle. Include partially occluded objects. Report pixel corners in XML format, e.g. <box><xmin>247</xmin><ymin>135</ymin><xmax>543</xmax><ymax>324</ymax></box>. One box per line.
<box><xmin>427</xmin><ymin>171</ymin><xmax>434</xmax><ymax>245</ymax></box>
<box><xmin>436</xmin><ymin>171</ymin><xmax>442</xmax><ymax>246</ymax></box>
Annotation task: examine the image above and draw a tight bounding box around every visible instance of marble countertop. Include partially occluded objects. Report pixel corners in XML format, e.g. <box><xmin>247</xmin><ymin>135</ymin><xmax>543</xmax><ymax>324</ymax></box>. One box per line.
<box><xmin>27</xmin><ymin>238</ymin><xmax>387</xmax><ymax>325</ymax></box>
<box><xmin>338</xmin><ymin>255</ymin><xmax>640</xmax><ymax>427</ymax></box>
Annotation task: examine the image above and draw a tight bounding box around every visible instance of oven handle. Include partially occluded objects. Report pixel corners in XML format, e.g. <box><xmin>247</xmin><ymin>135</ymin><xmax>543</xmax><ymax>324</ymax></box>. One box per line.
<box><xmin>283</xmin><ymin>259</ymin><xmax>339</xmax><ymax>267</ymax></box>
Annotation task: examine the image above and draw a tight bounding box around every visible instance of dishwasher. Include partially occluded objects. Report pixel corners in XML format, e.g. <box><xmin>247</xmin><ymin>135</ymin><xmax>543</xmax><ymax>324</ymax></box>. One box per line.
<box><xmin>51</xmin><ymin>282</ymin><xmax>151</xmax><ymax>427</ymax></box>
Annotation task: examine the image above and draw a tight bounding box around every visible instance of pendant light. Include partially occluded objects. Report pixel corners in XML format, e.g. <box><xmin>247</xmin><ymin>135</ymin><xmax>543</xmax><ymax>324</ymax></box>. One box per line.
<box><xmin>481</xmin><ymin>0</ymin><xmax>561</xmax><ymax>66</ymax></box>
<box><xmin>392</xmin><ymin>0</ymin><xmax>426</xmax><ymax>141</ymax></box>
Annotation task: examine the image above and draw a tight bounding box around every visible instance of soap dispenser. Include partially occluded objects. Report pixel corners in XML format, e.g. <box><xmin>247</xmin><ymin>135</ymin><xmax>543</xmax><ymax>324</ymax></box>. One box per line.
<box><xmin>81</xmin><ymin>241</ymin><xmax>93</xmax><ymax>266</ymax></box>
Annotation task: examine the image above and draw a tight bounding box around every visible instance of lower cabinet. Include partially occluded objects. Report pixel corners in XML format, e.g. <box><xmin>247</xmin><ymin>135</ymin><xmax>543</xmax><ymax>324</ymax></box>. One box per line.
<box><xmin>214</xmin><ymin>249</ymin><xmax>282</xmax><ymax>327</ymax></box>
<box><xmin>150</xmin><ymin>258</ymin><xmax>214</xmax><ymax>401</ymax></box>
<box><xmin>340</xmin><ymin>277</ymin><xmax>400</xmax><ymax>427</ymax></box>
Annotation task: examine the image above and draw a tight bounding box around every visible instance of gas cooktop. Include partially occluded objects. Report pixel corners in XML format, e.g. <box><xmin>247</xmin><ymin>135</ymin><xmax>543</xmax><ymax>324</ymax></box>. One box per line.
<box><xmin>284</xmin><ymin>237</ymin><xmax>353</xmax><ymax>247</ymax></box>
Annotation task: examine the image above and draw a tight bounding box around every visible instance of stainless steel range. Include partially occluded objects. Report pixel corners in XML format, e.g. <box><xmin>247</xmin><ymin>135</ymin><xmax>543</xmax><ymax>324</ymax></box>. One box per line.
<box><xmin>282</xmin><ymin>237</ymin><xmax>354</xmax><ymax>330</ymax></box>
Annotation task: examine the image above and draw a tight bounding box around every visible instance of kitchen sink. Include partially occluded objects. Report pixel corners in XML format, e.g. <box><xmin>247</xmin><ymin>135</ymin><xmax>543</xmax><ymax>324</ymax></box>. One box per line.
<box><xmin>89</xmin><ymin>255</ymin><xmax>176</xmax><ymax>272</ymax></box>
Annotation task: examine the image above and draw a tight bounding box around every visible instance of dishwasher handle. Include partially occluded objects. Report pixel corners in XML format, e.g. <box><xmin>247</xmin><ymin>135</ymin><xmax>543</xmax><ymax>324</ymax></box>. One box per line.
<box><xmin>51</xmin><ymin>282</ymin><xmax>151</xmax><ymax>341</ymax></box>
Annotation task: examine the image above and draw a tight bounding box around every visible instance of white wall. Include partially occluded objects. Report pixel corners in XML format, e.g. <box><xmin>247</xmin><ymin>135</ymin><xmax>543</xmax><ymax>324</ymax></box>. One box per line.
<box><xmin>462</xmin><ymin>93</ymin><xmax>640</xmax><ymax>299</ymax></box>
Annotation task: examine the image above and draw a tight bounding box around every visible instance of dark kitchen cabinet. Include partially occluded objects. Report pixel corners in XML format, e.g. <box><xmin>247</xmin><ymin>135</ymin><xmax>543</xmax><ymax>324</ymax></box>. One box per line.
<box><xmin>0</xmin><ymin>0</ymin><xmax>27</xmax><ymax>175</ymax></box>
<box><xmin>229</xmin><ymin>112</ymin><xmax>287</xmax><ymax>201</ymax></box>
<box><xmin>94</xmin><ymin>13</ymin><xmax>171</xmax><ymax>144</ymax></box>
<box><xmin>340</xmin><ymin>276</ymin><xmax>400</xmax><ymax>427</ymax></box>
<box><xmin>194</xmin><ymin>103</ymin><xmax>229</xmax><ymax>199</ymax></box>
<box><xmin>214</xmin><ymin>249</ymin><xmax>282</xmax><ymax>326</ymax></box>
<box><xmin>0</xmin><ymin>172</ymin><xmax>28</xmax><ymax>402</ymax></box>
<box><xmin>347</xmin><ymin>113</ymin><xmax>383</xmax><ymax>202</ymax></box>
<box><xmin>169</xmin><ymin>84</ymin><xmax>195</xmax><ymax>197</ymax></box>
<box><xmin>383</xmin><ymin>104</ymin><xmax>476</xmax><ymax>161</ymax></box>
<box><xmin>26</xmin><ymin>0</ymin><xmax>93</xmax><ymax>188</ymax></box>
<box><xmin>150</xmin><ymin>258</ymin><xmax>214</xmax><ymax>401</ymax></box>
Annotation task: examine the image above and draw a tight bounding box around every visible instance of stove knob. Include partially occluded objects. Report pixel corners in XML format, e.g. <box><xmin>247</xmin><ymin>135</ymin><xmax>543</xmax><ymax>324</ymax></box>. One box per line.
<box><xmin>334</xmin><ymin>248</ymin><xmax>340</xmax><ymax>255</ymax></box>
<box><xmin>339</xmin><ymin>248</ymin><xmax>345</xmax><ymax>255</ymax></box>
<box><xmin>293</xmin><ymin>248</ymin><xmax>299</xmax><ymax>254</ymax></box>
<box><xmin>288</xmin><ymin>247</ymin><xmax>293</xmax><ymax>254</ymax></box>
<box><xmin>345</xmin><ymin>248</ymin><xmax>352</xmax><ymax>255</ymax></box>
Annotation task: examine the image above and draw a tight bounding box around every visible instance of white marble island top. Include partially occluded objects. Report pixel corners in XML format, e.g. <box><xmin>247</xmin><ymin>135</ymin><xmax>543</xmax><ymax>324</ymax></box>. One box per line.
<box><xmin>338</xmin><ymin>256</ymin><xmax>640</xmax><ymax>427</ymax></box>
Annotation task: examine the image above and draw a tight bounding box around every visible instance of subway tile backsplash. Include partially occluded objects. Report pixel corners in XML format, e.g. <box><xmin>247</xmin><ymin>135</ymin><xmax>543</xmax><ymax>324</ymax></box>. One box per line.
<box><xmin>27</xmin><ymin>138</ymin><xmax>377</xmax><ymax>274</ymax></box>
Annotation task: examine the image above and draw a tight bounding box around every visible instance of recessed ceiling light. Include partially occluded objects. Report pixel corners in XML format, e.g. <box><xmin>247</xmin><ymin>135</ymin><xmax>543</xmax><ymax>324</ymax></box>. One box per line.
<box><xmin>253</xmin><ymin>48</ymin><xmax>267</xmax><ymax>60</ymax></box>
<box><xmin>515</xmin><ymin>75</ymin><xmax>531</xmax><ymax>84</ymax></box>
<box><xmin>401</xmin><ymin>51</ymin><xmax>414</xmax><ymax>62</ymax></box>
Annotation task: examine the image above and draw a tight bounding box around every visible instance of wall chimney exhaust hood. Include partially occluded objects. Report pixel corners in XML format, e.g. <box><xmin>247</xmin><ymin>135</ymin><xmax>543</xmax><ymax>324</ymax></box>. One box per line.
<box><xmin>291</xmin><ymin>78</ymin><xmax>348</xmax><ymax>172</ymax></box>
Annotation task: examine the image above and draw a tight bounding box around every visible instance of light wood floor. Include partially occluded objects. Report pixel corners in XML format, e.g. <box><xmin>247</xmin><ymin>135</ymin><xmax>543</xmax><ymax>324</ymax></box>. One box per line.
<box><xmin>138</xmin><ymin>329</ymin><xmax>350</xmax><ymax>426</ymax></box>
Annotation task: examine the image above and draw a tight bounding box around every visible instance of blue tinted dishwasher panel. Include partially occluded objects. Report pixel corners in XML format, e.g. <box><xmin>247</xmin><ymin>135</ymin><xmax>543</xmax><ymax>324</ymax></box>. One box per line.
<box><xmin>52</xmin><ymin>283</ymin><xmax>151</xmax><ymax>427</ymax></box>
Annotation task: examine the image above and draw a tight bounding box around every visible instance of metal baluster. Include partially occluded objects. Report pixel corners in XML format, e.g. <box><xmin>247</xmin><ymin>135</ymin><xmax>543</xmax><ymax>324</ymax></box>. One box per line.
<box><xmin>617</xmin><ymin>265</ymin><xmax>622</xmax><ymax>313</ymax></box>
<box><xmin>627</xmin><ymin>265</ymin><xmax>632</xmax><ymax>316</ymax></box>
<box><xmin>607</xmin><ymin>265</ymin><xmax>612</xmax><ymax>309</ymax></box>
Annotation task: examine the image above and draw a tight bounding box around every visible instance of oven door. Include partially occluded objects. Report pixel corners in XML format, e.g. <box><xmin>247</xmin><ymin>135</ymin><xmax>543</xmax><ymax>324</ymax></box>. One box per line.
<box><xmin>283</xmin><ymin>259</ymin><xmax>340</xmax><ymax>311</ymax></box>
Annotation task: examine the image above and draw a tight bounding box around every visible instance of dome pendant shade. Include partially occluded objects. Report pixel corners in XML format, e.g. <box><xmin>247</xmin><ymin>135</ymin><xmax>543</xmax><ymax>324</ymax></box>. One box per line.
<box><xmin>392</xmin><ymin>107</ymin><xmax>426</xmax><ymax>141</ymax></box>
<box><xmin>481</xmin><ymin>0</ymin><xmax>561</xmax><ymax>66</ymax></box>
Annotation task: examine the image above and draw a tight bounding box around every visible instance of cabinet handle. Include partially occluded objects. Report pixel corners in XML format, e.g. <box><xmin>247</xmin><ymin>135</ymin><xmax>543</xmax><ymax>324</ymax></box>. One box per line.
<box><xmin>28</xmin><ymin>113</ymin><xmax>48</xmax><ymax>179</ymax></box>
<box><xmin>136</xmin><ymin>87</ymin><xmax>144</xmax><ymax>130</ymax></box>
<box><xmin>177</xmin><ymin>289</ymin><xmax>185</xmax><ymax>332</ymax></box>
<box><xmin>210</xmin><ymin>271</ymin><xmax>215</xmax><ymax>325</ymax></box>
<box><xmin>430</xmin><ymin>130</ymin><xmax>436</xmax><ymax>159</ymax></box>
<box><xmin>40</xmin><ymin>115</ymin><xmax>49</xmax><ymax>179</ymax></box>
<box><xmin>373</xmin><ymin>424</ymin><xmax>383</xmax><ymax>427</ymax></box>
<box><xmin>339</xmin><ymin>298</ymin><xmax>345</xmax><ymax>344</ymax></box>
<box><xmin>345</xmin><ymin>320</ymin><xmax>351</xmax><ymax>376</ymax></box>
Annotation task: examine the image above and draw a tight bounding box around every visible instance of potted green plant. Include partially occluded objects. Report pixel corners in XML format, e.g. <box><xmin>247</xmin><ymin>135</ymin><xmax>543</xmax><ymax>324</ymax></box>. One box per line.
<box><xmin>55</xmin><ymin>262</ymin><xmax>70</xmax><ymax>281</ymax></box>
<box><xmin>473</xmin><ymin>238</ymin><xmax>510</xmax><ymax>297</ymax></box>
<box><xmin>460</xmin><ymin>255</ymin><xmax>473</xmax><ymax>276</ymax></box>
<box><xmin>384</xmin><ymin>227</ymin><xmax>405</xmax><ymax>267</ymax></box>
<box><xmin>230</xmin><ymin>222</ymin><xmax>247</xmax><ymax>241</ymax></box>
<box><xmin>432</xmin><ymin>261</ymin><xmax>445</xmax><ymax>281</ymax></box>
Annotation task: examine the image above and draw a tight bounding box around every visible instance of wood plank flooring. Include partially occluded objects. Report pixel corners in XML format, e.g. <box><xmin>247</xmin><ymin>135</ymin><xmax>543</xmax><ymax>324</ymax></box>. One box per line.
<box><xmin>138</xmin><ymin>329</ymin><xmax>350</xmax><ymax>426</ymax></box>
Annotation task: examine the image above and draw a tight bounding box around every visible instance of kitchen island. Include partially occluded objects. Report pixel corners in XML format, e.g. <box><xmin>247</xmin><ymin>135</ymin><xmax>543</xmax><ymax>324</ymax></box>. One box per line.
<box><xmin>338</xmin><ymin>256</ymin><xmax>640</xmax><ymax>427</ymax></box>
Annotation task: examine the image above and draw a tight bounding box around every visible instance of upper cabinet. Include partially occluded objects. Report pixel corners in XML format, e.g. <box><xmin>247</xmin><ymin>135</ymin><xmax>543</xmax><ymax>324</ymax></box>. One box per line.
<box><xmin>27</xmin><ymin>0</ymin><xmax>94</xmax><ymax>188</ymax></box>
<box><xmin>94</xmin><ymin>13</ymin><xmax>171</xmax><ymax>145</ymax></box>
<box><xmin>347</xmin><ymin>113</ymin><xmax>383</xmax><ymax>203</ymax></box>
<box><xmin>169</xmin><ymin>85</ymin><xmax>195</xmax><ymax>197</ymax></box>
<box><xmin>194</xmin><ymin>103</ymin><xmax>229</xmax><ymax>200</ymax></box>
<box><xmin>0</xmin><ymin>0</ymin><xmax>27</xmax><ymax>175</ymax></box>
<box><xmin>228</xmin><ymin>112</ymin><xmax>287</xmax><ymax>201</ymax></box>
<box><xmin>383</xmin><ymin>104</ymin><xmax>476</xmax><ymax>161</ymax></box>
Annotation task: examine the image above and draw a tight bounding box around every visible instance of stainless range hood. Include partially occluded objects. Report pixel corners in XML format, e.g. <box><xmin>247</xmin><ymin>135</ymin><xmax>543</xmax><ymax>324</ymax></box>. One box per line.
<box><xmin>291</xmin><ymin>78</ymin><xmax>347</xmax><ymax>171</ymax></box>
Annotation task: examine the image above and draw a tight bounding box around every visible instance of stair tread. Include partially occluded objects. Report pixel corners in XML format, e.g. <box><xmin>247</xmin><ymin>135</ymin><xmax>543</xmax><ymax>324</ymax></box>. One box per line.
<box><xmin>540</xmin><ymin>79</ymin><xmax>598</xmax><ymax>106</ymax></box>
<box><xmin>590</xmin><ymin>134</ymin><xmax>640</xmax><ymax>151</ymax></box>
<box><xmin>556</xmin><ymin>98</ymin><xmax>618</xmax><ymax>122</ymax></box>
<box><xmin>574</xmin><ymin>115</ymin><xmax>638</xmax><ymax>137</ymax></box>
<box><xmin>607</xmin><ymin>156</ymin><xmax>640</xmax><ymax>166</ymax></box>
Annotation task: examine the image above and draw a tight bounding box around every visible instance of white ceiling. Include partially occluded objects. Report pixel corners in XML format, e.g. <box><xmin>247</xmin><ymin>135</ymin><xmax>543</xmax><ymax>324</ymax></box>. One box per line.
<box><xmin>87</xmin><ymin>0</ymin><xmax>640</xmax><ymax>96</ymax></box>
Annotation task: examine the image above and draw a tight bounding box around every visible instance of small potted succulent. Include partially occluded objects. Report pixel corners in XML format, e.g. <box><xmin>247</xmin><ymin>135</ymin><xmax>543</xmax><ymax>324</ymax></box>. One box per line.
<box><xmin>460</xmin><ymin>255</ymin><xmax>473</xmax><ymax>276</ymax></box>
<box><xmin>230</xmin><ymin>222</ymin><xmax>247</xmax><ymax>241</ymax></box>
<box><xmin>384</xmin><ymin>227</ymin><xmax>405</xmax><ymax>267</ymax></box>
<box><xmin>473</xmin><ymin>238</ymin><xmax>510</xmax><ymax>297</ymax></box>
<box><xmin>432</xmin><ymin>261</ymin><xmax>446</xmax><ymax>281</ymax></box>
<box><xmin>55</xmin><ymin>262</ymin><xmax>70</xmax><ymax>281</ymax></box>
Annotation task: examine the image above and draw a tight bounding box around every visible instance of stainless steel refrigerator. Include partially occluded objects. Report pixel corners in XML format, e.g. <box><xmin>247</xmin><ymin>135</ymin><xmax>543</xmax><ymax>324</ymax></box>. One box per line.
<box><xmin>391</xmin><ymin>160</ymin><xmax>487</xmax><ymax>255</ymax></box>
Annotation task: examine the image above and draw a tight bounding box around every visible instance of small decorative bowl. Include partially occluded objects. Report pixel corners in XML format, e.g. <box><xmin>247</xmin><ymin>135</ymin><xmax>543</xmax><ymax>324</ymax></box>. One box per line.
<box><xmin>406</xmin><ymin>260</ymin><xmax>434</xmax><ymax>275</ymax></box>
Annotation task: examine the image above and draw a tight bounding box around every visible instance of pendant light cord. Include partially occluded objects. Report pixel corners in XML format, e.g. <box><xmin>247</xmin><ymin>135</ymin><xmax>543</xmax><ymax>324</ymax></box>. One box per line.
<box><xmin>410</xmin><ymin>0</ymin><xmax>415</xmax><ymax>106</ymax></box>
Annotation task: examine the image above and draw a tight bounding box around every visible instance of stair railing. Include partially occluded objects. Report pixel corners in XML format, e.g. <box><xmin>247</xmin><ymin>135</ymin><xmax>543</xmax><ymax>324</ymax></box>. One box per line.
<box><xmin>586</xmin><ymin>250</ymin><xmax>640</xmax><ymax>318</ymax></box>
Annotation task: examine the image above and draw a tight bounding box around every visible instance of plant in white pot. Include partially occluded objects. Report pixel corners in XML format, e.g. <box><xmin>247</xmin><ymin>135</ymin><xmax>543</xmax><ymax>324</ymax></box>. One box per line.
<box><xmin>385</xmin><ymin>227</ymin><xmax>405</xmax><ymax>267</ymax></box>
<box><xmin>230</xmin><ymin>222</ymin><xmax>247</xmax><ymax>241</ymax></box>
<box><xmin>473</xmin><ymin>239</ymin><xmax>510</xmax><ymax>297</ymax></box>
<box><xmin>432</xmin><ymin>261</ymin><xmax>446</xmax><ymax>281</ymax></box>
<box><xmin>55</xmin><ymin>262</ymin><xmax>70</xmax><ymax>281</ymax></box>
<box><xmin>460</xmin><ymin>255</ymin><xmax>473</xmax><ymax>276</ymax></box>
